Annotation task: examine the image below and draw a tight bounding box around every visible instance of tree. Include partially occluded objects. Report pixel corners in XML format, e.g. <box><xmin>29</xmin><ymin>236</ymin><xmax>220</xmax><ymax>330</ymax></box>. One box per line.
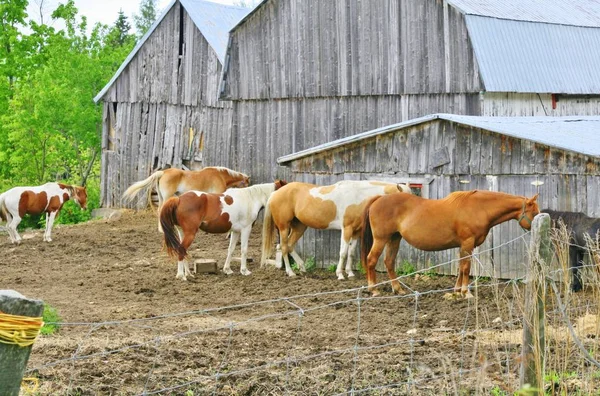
<box><xmin>108</xmin><ymin>9</ymin><xmax>134</xmax><ymax>47</ymax></box>
<box><xmin>133</xmin><ymin>0</ymin><xmax>158</xmax><ymax>38</ymax></box>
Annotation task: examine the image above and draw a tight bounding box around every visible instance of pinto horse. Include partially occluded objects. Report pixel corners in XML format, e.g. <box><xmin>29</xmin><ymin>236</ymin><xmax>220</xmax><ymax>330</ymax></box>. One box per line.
<box><xmin>260</xmin><ymin>180</ymin><xmax>412</xmax><ymax>278</ymax></box>
<box><xmin>0</xmin><ymin>182</ymin><xmax>88</xmax><ymax>244</ymax></box>
<box><xmin>160</xmin><ymin>180</ymin><xmax>287</xmax><ymax>280</ymax></box>
<box><xmin>361</xmin><ymin>190</ymin><xmax>540</xmax><ymax>297</ymax></box>
<box><xmin>542</xmin><ymin>209</ymin><xmax>600</xmax><ymax>292</ymax></box>
<box><xmin>123</xmin><ymin>166</ymin><xmax>250</xmax><ymax>231</ymax></box>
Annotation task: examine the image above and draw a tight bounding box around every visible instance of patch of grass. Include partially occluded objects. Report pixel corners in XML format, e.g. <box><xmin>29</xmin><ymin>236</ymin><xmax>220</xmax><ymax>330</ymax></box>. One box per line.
<box><xmin>490</xmin><ymin>386</ymin><xmax>508</xmax><ymax>396</ymax></box>
<box><xmin>395</xmin><ymin>260</ymin><xmax>416</xmax><ymax>276</ymax></box>
<box><xmin>40</xmin><ymin>303</ymin><xmax>61</xmax><ymax>335</ymax></box>
<box><xmin>327</xmin><ymin>264</ymin><xmax>337</xmax><ymax>273</ymax></box>
<box><xmin>291</xmin><ymin>256</ymin><xmax>316</xmax><ymax>272</ymax></box>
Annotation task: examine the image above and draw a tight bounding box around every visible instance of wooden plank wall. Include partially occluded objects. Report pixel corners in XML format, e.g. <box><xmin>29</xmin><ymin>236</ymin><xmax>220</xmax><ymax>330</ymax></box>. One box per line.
<box><xmin>101</xmin><ymin>102</ymin><xmax>233</xmax><ymax>208</ymax></box>
<box><xmin>280</xmin><ymin>121</ymin><xmax>600</xmax><ymax>279</ymax></box>
<box><xmin>482</xmin><ymin>93</ymin><xmax>600</xmax><ymax>116</ymax></box>
<box><xmin>221</xmin><ymin>0</ymin><xmax>483</xmax><ymax>100</ymax></box>
<box><xmin>103</xmin><ymin>4</ymin><xmax>226</xmax><ymax>108</ymax></box>
<box><xmin>231</xmin><ymin>94</ymin><xmax>481</xmax><ymax>182</ymax></box>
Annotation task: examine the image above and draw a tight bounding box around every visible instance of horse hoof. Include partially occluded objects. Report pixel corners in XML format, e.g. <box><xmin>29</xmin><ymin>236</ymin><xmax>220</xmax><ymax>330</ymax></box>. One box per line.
<box><xmin>464</xmin><ymin>292</ymin><xmax>474</xmax><ymax>299</ymax></box>
<box><xmin>176</xmin><ymin>273</ymin><xmax>185</xmax><ymax>280</ymax></box>
<box><xmin>443</xmin><ymin>293</ymin><xmax>457</xmax><ymax>301</ymax></box>
<box><xmin>241</xmin><ymin>270</ymin><xmax>251</xmax><ymax>276</ymax></box>
<box><xmin>393</xmin><ymin>288</ymin><xmax>406</xmax><ymax>295</ymax></box>
<box><xmin>336</xmin><ymin>273</ymin><xmax>345</xmax><ymax>281</ymax></box>
<box><xmin>223</xmin><ymin>269</ymin><xmax>233</xmax><ymax>275</ymax></box>
<box><xmin>287</xmin><ymin>271</ymin><xmax>297</xmax><ymax>277</ymax></box>
<box><xmin>347</xmin><ymin>272</ymin><xmax>355</xmax><ymax>279</ymax></box>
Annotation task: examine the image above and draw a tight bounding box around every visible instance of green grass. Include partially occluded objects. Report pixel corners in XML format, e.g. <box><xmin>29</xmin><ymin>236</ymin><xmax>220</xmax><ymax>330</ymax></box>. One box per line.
<box><xmin>40</xmin><ymin>303</ymin><xmax>61</xmax><ymax>335</ymax></box>
<box><xmin>395</xmin><ymin>260</ymin><xmax>416</xmax><ymax>276</ymax></box>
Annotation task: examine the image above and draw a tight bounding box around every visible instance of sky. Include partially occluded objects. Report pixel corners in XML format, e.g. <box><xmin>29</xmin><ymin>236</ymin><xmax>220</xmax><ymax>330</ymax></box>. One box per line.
<box><xmin>26</xmin><ymin>0</ymin><xmax>245</xmax><ymax>33</ymax></box>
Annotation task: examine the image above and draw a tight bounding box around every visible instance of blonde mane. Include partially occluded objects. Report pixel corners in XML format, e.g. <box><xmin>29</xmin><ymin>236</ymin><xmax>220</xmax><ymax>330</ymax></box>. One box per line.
<box><xmin>205</xmin><ymin>166</ymin><xmax>248</xmax><ymax>179</ymax></box>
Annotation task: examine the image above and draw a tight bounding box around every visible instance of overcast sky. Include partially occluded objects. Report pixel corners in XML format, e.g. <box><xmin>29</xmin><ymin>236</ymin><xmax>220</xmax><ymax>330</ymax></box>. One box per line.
<box><xmin>26</xmin><ymin>0</ymin><xmax>244</xmax><ymax>32</ymax></box>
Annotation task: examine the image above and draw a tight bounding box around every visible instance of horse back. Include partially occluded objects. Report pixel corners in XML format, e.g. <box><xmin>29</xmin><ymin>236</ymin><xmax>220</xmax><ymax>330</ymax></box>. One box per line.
<box><xmin>179</xmin><ymin>191</ymin><xmax>233</xmax><ymax>234</ymax></box>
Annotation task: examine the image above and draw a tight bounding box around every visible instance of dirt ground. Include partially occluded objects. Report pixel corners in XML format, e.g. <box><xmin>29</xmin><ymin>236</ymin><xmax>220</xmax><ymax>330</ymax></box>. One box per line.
<box><xmin>1</xmin><ymin>211</ymin><xmax>597</xmax><ymax>395</ymax></box>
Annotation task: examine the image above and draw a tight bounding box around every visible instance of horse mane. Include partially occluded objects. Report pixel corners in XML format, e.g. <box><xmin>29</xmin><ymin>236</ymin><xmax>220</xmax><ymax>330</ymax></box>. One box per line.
<box><xmin>58</xmin><ymin>183</ymin><xmax>76</xmax><ymax>197</ymax></box>
<box><xmin>444</xmin><ymin>190</ymin><xmax>478</xmax><ymax>205</ymax></box>
<box><xmin>206</xmin><ymin>166</ymin><xmax>248</xmax><ymax>179</ymax></box>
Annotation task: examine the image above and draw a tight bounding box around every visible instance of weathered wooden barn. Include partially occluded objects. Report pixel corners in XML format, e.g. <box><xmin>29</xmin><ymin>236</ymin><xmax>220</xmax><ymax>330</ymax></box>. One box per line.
<box><xmin>94</xmin><ymin>0</ymin><xmax>249</xmax><ymax>207</ymax></box>
<box><xmin>276</xmin><ymin>114</ymin><xmax>600</xmax><ymax>278</ymax></box>
<box><xmin>219</xmin><ymin>0</ymin><xmax>600</xmax><ymax>184</ymax></box>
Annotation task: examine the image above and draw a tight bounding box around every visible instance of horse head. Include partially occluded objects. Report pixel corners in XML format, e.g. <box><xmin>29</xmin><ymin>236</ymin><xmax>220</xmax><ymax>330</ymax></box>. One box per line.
<box><xmin>518</xmin><ymin>193</ymin><xmax>540</xmax><ymax>230</ymax></box>
<box><xmin>72</xmin><ymin>186</ymin><xmax>88</xmax><ymax>210</ymax></box>
<box><xmin>232</xmin><ymin>175</ymin><xmax>250</xmax><ymax>188</ymax></box>
<box><xmin>274</xmin><ymin>179</ymin><xmax>288</xmax><ymax>190</ymax></box>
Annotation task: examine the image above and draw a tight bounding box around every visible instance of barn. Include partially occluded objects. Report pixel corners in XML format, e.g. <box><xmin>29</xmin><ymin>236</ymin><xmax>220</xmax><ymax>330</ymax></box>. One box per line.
<box><xmin>94</xmin><ymin>0</ymin><xmax>249</xmax><ymax>207</ymax></box>
<box><xmin>275</xmin><ymin>114</ymin><xmax>600</xmax><ymax>278</ymax></box>
<box><xmin>219</xmin><ymin>0</ymin><xmax>600</xmax><ymax>184</ymax></box>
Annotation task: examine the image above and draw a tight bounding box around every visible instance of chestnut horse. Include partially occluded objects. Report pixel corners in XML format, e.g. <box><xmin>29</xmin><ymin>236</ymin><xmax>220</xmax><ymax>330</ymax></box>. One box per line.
<box><xmin>160</xmin><ymin>180</ymin><xmax>287</xmax><ymax>280</ymax></box>
<box><xmin>123</xmin><ymin>166</ymin><xmax>250</xmax><ymax>230</ymax></box>
<box><xmin>0</xmin><ymin>182</ymin><xmax>88</xmax><ymax>244</ymax></box>
<box><xmin>361</xmin><ymin>190</ymin><xmax>540</xmax><ymax>297</ymax></box>
<box><xmin>260</xmin><ymin>180</ymin><xmax>412</xmax><ymax>278</ymax></box>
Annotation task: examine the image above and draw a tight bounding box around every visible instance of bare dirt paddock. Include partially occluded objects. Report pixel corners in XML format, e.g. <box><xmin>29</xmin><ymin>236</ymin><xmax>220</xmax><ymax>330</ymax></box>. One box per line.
<box><xmin>1</xmin><ymin>211</ymin><xmax>599</xmax><ymax>395</ymax></box>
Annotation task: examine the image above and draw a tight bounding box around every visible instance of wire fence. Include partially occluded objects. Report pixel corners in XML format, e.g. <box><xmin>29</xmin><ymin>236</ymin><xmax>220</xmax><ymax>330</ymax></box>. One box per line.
<box><xmin>19</xmin><ymin>229</ymin><xmax>600</xmax><ymax>395</ymax></box>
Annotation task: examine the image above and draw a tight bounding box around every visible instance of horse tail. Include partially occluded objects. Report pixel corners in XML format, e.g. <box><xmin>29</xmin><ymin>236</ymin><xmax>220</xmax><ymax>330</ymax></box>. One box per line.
<box><xmin>260</xmin><ymin>200</ymin><xmax>276</xmax><ymax>266</ymax></box>
<box><xmin>360</xmin><ymin>196</ymin><xmax>382</xmax><ymax>272</ymax></box>
<box><xmin>122</xmin><ymin>170</ymin><xmax>165</xmax><ymax>205</ymax></box>
<box><xmin>160</xmin><ymin>197</ymin><xmax>187</xmax><ymax>259</ymax></box>
<box><xmin>0</xmin><ymin>192</ymin><xmax>6</xmax><ymax>222</ymax></box>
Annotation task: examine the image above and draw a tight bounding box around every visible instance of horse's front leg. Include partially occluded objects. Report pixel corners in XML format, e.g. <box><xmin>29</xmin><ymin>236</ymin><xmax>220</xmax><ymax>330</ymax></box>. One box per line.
<box><xmin>570</xmin><ymin>247</ymin><xmax>584</xmax><ymax>292</ymax></box>
<box><xmin>345</xmin><ymin>237</ymin><xmax>360</xmax><ymax>279</ymax></box>
<box><xmin>458</xmin><ymin>243</ymin><xmax>475</xmax><ymax>299</ymax></box>
<box><xmin>7</xmin><ymin>214</ymin><xmax>22</xmax><ymax>244</ymax></box>
<box><xmin>239</xmin><ymin>227</ymin><xmax>252</xmax><ymax>276</ymax></box>
<box><xmin>43</xmin><ymin>211</ymin><xmax>57</xmax><ymax>242</ymax></box>
<box><xmin>222</xmin><ymin>230</ymin><xmax>240</xmax><ymax>275</ymax></box>
<box><xmin>336</xmin><ymin>232</ymin><xmax>351</xmax><ymax>280</ymax></box>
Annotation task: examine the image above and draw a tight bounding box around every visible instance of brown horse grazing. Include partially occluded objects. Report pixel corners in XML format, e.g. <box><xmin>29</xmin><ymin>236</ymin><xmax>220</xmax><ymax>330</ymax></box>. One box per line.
<box><xmin>123</xmin><ymin>166</ymin><xmax>250</xmax><ymax>231</ymax></box>
<box><xmin>261</xmin><ymin>180</ymin><xmax>412</xmax><ymax>278</ymax></box>
<box><xmin>361</xmin><ymin>190</ymin><xmax>540</xmax><ymax>298</ymax></box>
<box><xmin>0</xmin><ymin>182</ymin><xmax>88</xmax><ymax>244</ymax></box>
<box><xmin>160</xmin><ymin>180</ymin><xmax>286</xmax><ymax>281</ymax></box>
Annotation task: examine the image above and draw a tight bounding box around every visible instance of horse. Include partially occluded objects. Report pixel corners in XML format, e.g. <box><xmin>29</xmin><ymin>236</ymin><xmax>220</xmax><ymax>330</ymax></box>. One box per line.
<box><xmin>542</xmin><ymin>209</ymin><xmax>600</xmax><ymax>292</ymax></box>
<box><xmin>0</xmin><ymin>182</ymin><xmax>88</xmax><ymax>244</ymax></box>
<box><xmin>160</xmin><ymin>180</ymin><xmax>287</xmax><ymax>281</ymax></box>
<box><xmin>260</xmin><ymin>180</ymin><xmax>412</xmax><ymax>278</ymax></box>
<box><xmin>123</xmin><ymin>166</ymin><xmax>250</xmax><ymax>231</ymax></box>
<box><xmin>361</xmin><ymin>190</ymin><xmax>540</xmax><ymax>298</ymax></box>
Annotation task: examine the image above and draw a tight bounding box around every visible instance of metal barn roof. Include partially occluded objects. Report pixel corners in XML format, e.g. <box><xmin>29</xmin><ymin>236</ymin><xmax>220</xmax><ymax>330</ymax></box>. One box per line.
<box><xmin>94</xmin><ymin>0</ymin><xmax>249</xmax><ymax>103</ymax></box>
<box><xmin>278</xmin><ymin>114</ymin><xmax>600</xmax><ymax>164</ymax></box>
<box><xmin>448</xmin><ymin>0</ymin><xmax>600</xmax><ymax>27</ymax></box>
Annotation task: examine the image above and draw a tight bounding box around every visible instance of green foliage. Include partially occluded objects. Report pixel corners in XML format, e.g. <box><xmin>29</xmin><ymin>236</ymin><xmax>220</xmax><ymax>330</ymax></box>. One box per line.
<box><xmin>291</xmin><ymin>256</ymin><xmax>316</xmax><ymax>272</ymax></box>
<box><xmin>327</xmin><ymin>264</ymin><xmax>337</xmax><ymax>273</ymax></box>
<box><xmin>490</xmin><ymin>386</ymin><xmax>507</xmax><ymax>396</ymax></box>
<box><xmin>396</xmin><ymin>260</ymin><xmax>416</xmax><ymax>276</ymax></box>
<box><xmin>134</xmin><ymin>0</ymin><xmax>158</xmax><ymax>38</ymax></box>
<box><xmin>40</xmin><ymin>303</ymin><xmax>61</xmax><ymax>335</ymax></box>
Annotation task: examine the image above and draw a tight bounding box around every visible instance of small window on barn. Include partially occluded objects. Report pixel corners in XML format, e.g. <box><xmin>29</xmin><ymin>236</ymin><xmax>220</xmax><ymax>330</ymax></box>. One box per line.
<box><xmin>409</xmin><ymin>183</ymin><xmax>423</xmax><ymax>197</ymax></box>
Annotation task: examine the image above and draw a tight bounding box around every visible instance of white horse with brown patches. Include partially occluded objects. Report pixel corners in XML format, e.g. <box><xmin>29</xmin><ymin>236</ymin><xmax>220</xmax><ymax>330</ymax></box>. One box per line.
<box><xmin>0</xmin><ymin>182</ymin><xmax>88</xmax><ymax>244</ymax></box>
<box><xmin>160</xmin><ymin>180</ymin><xmax>287</xmax><ymax>280</ymax></box>
<box><xmin>260</xmin><ymin>180</ymin><xmax>412</xmax><ymax>278</ymax></box>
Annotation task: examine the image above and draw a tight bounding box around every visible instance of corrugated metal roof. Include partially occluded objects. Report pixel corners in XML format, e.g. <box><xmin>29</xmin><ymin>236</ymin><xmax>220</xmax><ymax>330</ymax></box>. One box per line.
<box><xmin>94</xmin><ymin>0</ymin><xmax>249</xmax><ymax>103</ymax></box>
<box><xmin>448</xmin><ymin>0</ymin><xmax>600</xmax><ymax>27</ymax></box>
<box><xmin>278</xmin><ymin>114</ymin><xmax>600</xmax><ymax>164</ymax></box>
<box><xmin>466</xmin><ymin>15</ymin><xmax>600</xmax><ymax>94</ymax></box>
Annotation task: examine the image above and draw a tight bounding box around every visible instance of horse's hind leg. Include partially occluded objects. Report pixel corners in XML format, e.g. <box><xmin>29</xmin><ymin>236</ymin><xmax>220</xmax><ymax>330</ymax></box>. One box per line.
<box><xmin>365</xmin><ymin>238</ymin><xmax>387</xmax><ymax>296</ymax></box>
<box><xmin>222</xmin><ymin>231</ymin><xmax>240</xmax><ymax>275</ymax></box>
<box><xmin>384</xmin><ymin>234</ymin><xmax>405</xmax><ymax>295</ymax></box>
<box><xmin>288</xmin><ymin>222</ymin><xmax>308</xmax><ymax>272</ymax></box>
<box><xmin>345</xmin><ymin>237</ymin><xmax>360</xmax><ymax>279</ymax></box>
<box><xmin>336</xmin><ymin>230</ymin><xmax>352</xmax><ymax>280</ymax></box>
<box><xmin>176</xmin><ymin>229</ymin><xmax>197</xmax><ymax>281</ymax></box>
<box><xmin>7</xmin><ymin>213</ymin><xmax>22</xmax><ymax>244</ymax></box>
<box><xmin>571</xmin><ymin>247</ymin><xmax>584</xmax><ymax>292</ymax></box>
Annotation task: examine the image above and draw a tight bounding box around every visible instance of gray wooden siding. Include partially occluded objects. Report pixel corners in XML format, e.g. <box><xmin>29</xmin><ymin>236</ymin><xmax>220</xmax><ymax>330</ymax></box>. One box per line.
<box><xmin>103</xmin><ymin>3</ymin><xmax>225</xmax><ymax>108</ymax></box>
<box><xmin>482</xmin><ymin>93</ymin><xmax>600</xmax><ymax>116</ymax></box>
<box><xmin>231</xmin><ymin>93</ymin><xmax>481</xmax><ymax>182</ymax></box>
<box><xmin>100</xmin><ymin>102</ymin><xmax>233</xmax><ymax>208</ymax></box>
<box><xmin>280</xmin><ymin>120</ymin><xmax>600</xmax><ymax>279</ymax></box>
<box><xmin>221</xmin><ymin>0</ymin><xmax>483</xmax><ymax>100</ymax></box>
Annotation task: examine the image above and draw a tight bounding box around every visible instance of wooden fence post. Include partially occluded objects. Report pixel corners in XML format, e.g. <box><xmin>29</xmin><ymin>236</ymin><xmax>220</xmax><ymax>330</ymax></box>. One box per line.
<box><xmin>0</xmin><ymin>290</ymin><xmax>44</xmax><ymax>396</ymax></box>
<box><xmin>520</xmin><ymin>213</ymin><xmax>550</xmax><ymax>393</ymax></box>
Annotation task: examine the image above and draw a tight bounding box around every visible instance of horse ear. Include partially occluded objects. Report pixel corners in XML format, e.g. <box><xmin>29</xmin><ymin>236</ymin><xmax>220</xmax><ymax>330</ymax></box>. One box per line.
<box><xmin>530</xmin><ymin>193</ymin><xmax>539</xmax><ymax>202</ymax></box>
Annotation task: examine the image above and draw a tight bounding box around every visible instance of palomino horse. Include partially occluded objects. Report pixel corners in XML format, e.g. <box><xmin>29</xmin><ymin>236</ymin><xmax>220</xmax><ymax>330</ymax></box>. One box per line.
<box><xmin>361</xmin><ymin>190</ymin><xmax>540</xmax><ymax>297</ymax></box>
<box><xmin>0</xmin><ymin>182</ymin><xmax>88</xmax><ymax>244</ymax></box>
<box><xmin>543</xmin><ymin>209</ymin><xmax>600</xmax><ymax>292</ymax></box>
<box><xmin>123</xmin><ymin>166</ymin><xmax>250</xmax><ymax>230</ymax></box>
<box><xmin>260</xmin><ymin>180</ymin><xmax>412</xmax><ymax>278</ymax></box>
<box><xmin>160</xmin><ymin>180</ymin><xmax>287</xmax><ymax>280</ymax></box>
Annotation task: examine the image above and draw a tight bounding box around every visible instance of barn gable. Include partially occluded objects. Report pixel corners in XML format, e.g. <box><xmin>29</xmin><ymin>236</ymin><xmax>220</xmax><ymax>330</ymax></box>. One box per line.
<box><xmin>95</xmin><ymin>0</ymin><xmax>250</xmax><ymax>208</ymax></box>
